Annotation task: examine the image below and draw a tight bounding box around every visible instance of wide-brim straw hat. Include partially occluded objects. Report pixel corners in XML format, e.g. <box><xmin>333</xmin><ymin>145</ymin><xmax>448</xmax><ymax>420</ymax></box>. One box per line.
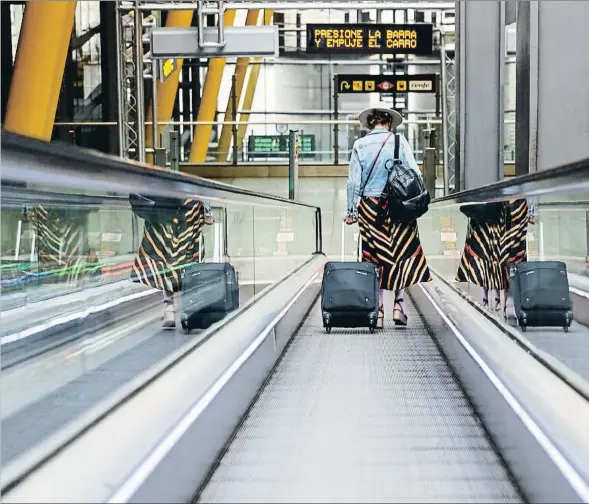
<box><xmin>358</xmin><ymin>103</ymin><xmax>403</xmax><ymax>130</ymax></box>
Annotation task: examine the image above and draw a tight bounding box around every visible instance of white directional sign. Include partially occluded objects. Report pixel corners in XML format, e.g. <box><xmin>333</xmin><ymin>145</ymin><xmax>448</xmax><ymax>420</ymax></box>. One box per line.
<box><xmin>151</xmin><ymin>26</ymin><xmax>279</xmax><ymax>58</ymax></box>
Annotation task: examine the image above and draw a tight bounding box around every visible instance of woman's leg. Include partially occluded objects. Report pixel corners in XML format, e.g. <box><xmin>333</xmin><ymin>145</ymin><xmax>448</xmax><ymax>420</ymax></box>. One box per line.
<box><xmin>377</xmin><ymin>289</ymin><xmax>384</xmax><ymax>328</ymax></box>
<box><xmin>494</xmin><ymin>289</ymin><xmax>502</xmax><ymax>312</ymax></box>
<box><xmin>482</xmin><ymin>287</ymin><xmax>489</xmax><ymax>308</ymax></box>
<box><xmin>162</xmin><ymin>290</ymin><xmax>176</xmax><ymax>329</ymax></box>
<box><xmin>393</xmin><ymin>289</ymin><xmax>408</xmax><ymax>326</ymax></box>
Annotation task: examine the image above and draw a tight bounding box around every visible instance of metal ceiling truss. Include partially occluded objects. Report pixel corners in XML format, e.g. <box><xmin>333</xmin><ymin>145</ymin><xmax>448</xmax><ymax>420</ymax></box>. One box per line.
<box><xmin>116</xmin><ymin>1</ymin><xmax>226</xmax><ymax>161</ymax></box>
<box><xmin>116</xmin><ymin>0</ymin><xmax>454</xmax><ymax>172</ymax></box>
<box><xmin>137</xmin><ymin>1</ymin><xmax>454</xmax><ymax>11</ymax></box>
<box><xmin>440</xmin><ymin>34</ymin><xmax>456</xmax><ymax>194</ymax></box>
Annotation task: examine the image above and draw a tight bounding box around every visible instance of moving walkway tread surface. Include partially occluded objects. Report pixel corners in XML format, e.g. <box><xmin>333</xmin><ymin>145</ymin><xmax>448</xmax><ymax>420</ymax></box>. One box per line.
<box><xmin>197</xmin><ymin>293</ymin><xmax>523</xmax><ymax>503</ymax></box>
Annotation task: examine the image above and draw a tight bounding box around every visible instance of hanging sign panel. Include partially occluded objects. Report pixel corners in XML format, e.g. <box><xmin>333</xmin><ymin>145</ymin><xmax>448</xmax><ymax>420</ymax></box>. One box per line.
<box><xmin>248</xmin><ymin>135</ymin><xmax>315</xmax><ymax>157</ymax></box>
<box><xmin>306</xmin><ymin>24</ymin><xmax>434</xmax><ymax>55</ymax></box>
<box><xmin>336</xmin><ymin>74</ymin><xmax>437</xmax><ymax>94</ymax></box>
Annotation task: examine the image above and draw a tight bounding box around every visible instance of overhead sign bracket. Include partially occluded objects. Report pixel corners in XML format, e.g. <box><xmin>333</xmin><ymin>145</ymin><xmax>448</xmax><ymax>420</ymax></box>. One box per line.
<box><xmin>151</xmin><ymin>26</ymin><xmax>279</xmax><ymax>59</ymax></box>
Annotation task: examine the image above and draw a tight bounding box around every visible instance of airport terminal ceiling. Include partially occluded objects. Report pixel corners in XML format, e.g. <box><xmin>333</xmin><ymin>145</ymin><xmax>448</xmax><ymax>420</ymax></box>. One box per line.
<box><xmin>2</xmin><ymin>0</ymin><xmax>460</xmax><ymax>187</ymax></box>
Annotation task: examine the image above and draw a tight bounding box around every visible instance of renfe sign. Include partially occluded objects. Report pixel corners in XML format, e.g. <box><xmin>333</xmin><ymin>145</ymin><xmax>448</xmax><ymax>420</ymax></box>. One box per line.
<box><xmin>336</xmin><ymin>74</ymin><xmax>437</xmax><ymax>94</ymax></box>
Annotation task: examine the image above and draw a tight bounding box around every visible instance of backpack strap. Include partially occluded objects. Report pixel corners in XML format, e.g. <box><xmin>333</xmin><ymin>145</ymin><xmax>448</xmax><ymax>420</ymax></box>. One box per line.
<box><xmin>359</xmin><ymin>132</ymin><xmax>393</xmax><ymax>197</ymax></box>
<box><xmin>394</xmin><ymin>133</ymin><xmax>401</xmax><ymax>164</ymax></box>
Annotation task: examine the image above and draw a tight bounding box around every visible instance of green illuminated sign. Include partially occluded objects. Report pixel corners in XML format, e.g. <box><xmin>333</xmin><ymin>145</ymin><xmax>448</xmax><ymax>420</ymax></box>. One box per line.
<box><xmin>248</xmin><ymin>135</ymin><xmax>315</xmax><ymax>157</ymax></box>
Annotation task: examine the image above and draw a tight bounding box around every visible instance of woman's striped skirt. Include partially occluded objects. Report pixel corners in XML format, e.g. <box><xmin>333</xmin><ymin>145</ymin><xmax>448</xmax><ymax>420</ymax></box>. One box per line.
<box><xmin>456</xmin><ymin>218</ymin><xmax>507</xmax><ymax>290</ymax></box>
<box><xmin>130</xmin><ymin>199</ymin><xmax>205</xmax><ymax>293</ymax></box>
<box><xmin>358</xmin><ymin>197</ymin><xmax>432</xmax><ymax>291</ymax></box>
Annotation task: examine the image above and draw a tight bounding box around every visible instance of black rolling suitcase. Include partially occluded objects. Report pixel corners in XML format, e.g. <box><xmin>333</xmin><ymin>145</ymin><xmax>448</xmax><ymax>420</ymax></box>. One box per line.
<box><xmin>321</xmin><ymin>261</ymin><xmax>379</xmax><ymax>333</ymax></box>
<box><xmin>180</xmin><ymin>262</ymin><xmax>239</xmax><ymax>333</ymax></box>
<box><xmin>508</xmin><ymin>261</ymin><xmax>573</xmax><ymax>332</ymax></box>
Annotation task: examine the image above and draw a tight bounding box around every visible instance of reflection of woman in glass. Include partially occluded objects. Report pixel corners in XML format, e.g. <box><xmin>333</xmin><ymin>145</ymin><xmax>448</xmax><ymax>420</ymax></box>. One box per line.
<box><xmin>502</xmin><ymin>199</ymin><xmax>531</xmax><ymax>265</ymax></box>
<box><xmin>130</xmin><ymin>198</ymin><xmax>213</xmax><ymax>329</ymax></box>
<box><xmin>500</xmin><ymin>198</ymin><xmax>537</xmax><ymax>315</ymax></box>
<box><xmin>28</xmin><ymin>205</ymin><xmax>91</xmax><ymax>288</ymax></box>
<box><xmin>456</xmin><ymin>203</ymin><xmax>506</xmax><ymax>313</ymax></box>
<box><xmin>345</xmin><ymin>104</ymin><xmax>432</xmax><ymax>328</ymax></box>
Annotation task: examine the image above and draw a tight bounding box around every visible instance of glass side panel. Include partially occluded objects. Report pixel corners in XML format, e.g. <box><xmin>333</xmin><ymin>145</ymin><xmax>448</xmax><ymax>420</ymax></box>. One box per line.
<box><xmin>418</xmin><ymin>194</ymin><xmax>589</xmax><ymax>386</ymax></box>
<box><xmin>0</xmin><ymin>175</ymin><xmax>317</xmax><ymax>469</ymax></box>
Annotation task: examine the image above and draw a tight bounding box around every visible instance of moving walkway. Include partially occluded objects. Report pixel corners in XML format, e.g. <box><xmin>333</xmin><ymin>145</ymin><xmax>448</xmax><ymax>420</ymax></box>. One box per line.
<box><xmin>1</xmin><ymin>133</ymin><xmax>589</xmax><ymax>503</ymax></box>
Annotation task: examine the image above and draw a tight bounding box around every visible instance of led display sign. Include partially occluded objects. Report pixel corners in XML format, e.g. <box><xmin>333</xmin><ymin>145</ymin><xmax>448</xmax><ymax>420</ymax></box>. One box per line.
<box><xmin>306</xmin><ymin>24</ymin><xmax>434</xmax><ymax>55</ymax></box>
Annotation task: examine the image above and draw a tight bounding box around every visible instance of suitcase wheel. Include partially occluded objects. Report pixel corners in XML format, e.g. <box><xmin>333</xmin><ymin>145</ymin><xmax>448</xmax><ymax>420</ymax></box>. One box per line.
<box><xmin>322</xmin><ymin>312</ymin><xmax>332</xmax><ymax>333</ymax></box>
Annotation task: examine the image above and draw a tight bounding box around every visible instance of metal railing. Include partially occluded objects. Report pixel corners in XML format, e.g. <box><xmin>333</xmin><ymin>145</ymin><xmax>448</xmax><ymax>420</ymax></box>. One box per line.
<box><xmin>430</xmin><ymin>155</ymin><xmax>589</xmax><ymax>206</ymax></box>
<box><xmin>51</xmin><ymin>117</ymin><xmax>517</xmax><ymax>168</ymax></box>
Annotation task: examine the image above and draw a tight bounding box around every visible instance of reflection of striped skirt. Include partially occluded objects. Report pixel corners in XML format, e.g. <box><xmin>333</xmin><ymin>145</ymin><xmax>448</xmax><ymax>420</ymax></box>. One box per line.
<box><xmin>502</xmin><ymin>199</ymin><xmax>529</xmax><ymax>266</ymax></box>
<box><xmin>456</xmin><ymin>219</ymin><xmax>507</xmax><ymax>290</ymax></box>
<box><xmin>130</xmin><ymin>199</ymin><xmax>204</xmax><ymax>293</ymax></box>
<box><xmin>30</xmin><ymin>205</ymin><xmax>88</xmax><ymax>287</ymax></box>
<box><xmin>358</xmin><ymin>197</ymin><xmax>432</xmax><ymax>291</ymax></box>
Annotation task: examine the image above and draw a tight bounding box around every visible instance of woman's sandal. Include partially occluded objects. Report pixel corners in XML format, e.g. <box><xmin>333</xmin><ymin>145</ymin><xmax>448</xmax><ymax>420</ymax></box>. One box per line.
<box><xmin>377</xmin><ymin>306</ymin><xmax>384</xmax><ymax>329</ymax></box>
<box><xmin>482</xmin><ymin>298</ymin><xmax>489</xmax><ymax>309</ymax></box>
<box><xmin>393</xmin><ymin>299</ymin><xmax>408</xmax><ymax>327</ymax></box>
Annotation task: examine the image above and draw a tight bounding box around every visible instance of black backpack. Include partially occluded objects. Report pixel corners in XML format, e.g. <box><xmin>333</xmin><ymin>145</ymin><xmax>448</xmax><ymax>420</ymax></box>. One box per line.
<box><xmin>459</xmin><ymin>202</ymin><xmax>504</xmax><ymax>224</ymax></box>
<box><xmin>381</xmin><ymin>134</ymin><xmax>430</xmax><ymax>223</ymax></box>
<box><xmin>360</xmin><ymin>133</ymin><xmax>430</xmax><ymax>224</ymax></box>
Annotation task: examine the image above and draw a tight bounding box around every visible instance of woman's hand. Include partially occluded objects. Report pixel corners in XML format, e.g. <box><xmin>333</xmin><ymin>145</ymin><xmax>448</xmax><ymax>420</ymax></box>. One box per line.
<box><xmin>204</xmin><ymin>214</ymin><xmax>214</xmax><ymax>225</ymax></box>
<box><xmin>529</xmin><ymin>216</ymin><xmax>537</xmax><ymax>225</ymax></box>
<box><xmin>345</xmin><ymin>214</ymin><xmax>358</xmax><ymax>225</ymax></box>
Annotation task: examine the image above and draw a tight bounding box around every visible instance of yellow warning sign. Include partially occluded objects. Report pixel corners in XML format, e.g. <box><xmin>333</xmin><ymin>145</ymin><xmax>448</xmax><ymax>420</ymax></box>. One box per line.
<box><xmin>352</xmin><ymin>81</ymin><xmax>363</xmax><ymax>91</ymax></box>
<box><xmin>397</xmin><ymin>80</ymin><xmax>407</xmax><ymax>92</ymax></box>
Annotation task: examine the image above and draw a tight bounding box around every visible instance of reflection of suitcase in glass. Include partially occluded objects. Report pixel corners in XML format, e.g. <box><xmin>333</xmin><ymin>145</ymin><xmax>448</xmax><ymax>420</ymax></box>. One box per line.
<box><xmin>180</xmin><ymin>263</ymin><xmax>239</xmax><ymax>333</ymax></box>
<box><xmin>508</xmin><ymin>261</ymin><xmax>573</xmax><ymax>332</ymax></box>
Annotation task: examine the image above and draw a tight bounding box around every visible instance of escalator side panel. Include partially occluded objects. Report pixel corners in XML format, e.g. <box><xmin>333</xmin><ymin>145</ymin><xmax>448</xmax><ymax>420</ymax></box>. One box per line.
<box><xmin>413</xmin><ymin>281</ymin><xmax>589</xmax><ymax>504</ymax></box>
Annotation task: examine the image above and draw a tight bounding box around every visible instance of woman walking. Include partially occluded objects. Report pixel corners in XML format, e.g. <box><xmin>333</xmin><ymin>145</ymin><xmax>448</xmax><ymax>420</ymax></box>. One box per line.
<box><xmin>345</xmin><ymin>103</ymin><xmax>432</xmax><ymax>328</ymax></box>
<box><xmin>130</xmin><ymin>198</ymin><xmax>213</xmax><ymax>329</ymax></box>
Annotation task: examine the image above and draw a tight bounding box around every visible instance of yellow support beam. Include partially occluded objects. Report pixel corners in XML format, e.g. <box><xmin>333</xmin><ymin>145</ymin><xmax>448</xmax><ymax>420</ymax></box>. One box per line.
<box><xmin>4</xmin><ymin>1</ymin><xmax>77</xmax><ymax>141</ymax></box>
<box><xmin>146</xmin><ymin>9</ymin><xmax>194</xmax><ymax>164</ymax></box>
<box><xmin>215</xmin><ymin>9</ymin><xmax>259</xmax><ymax>162</ymax></box>
<box><xmin>236</xmin><ymin>9</ymin><xmax>273</xmax><ymax>153</ymax></box>
<box><xmin>188</xmin><ymin>9</ymin><xmax>237</xmax><ymax>163</ymax></box>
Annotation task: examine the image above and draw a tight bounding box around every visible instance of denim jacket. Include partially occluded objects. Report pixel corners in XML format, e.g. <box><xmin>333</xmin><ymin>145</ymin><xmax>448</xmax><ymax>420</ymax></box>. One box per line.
<box><xmin>346</xmin><ymin>127</ymin><xmax>422</xmax><ymax>217</ymax></box>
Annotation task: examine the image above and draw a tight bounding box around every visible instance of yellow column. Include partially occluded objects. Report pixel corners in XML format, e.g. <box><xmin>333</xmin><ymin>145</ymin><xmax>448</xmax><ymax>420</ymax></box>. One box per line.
<box><xmin>236</xmin><ymin>10</ymin><xmax>273</xmax><ymax>152</ymax></box>
<box><xmin>146</xmin><ymin>9</ymin><xmax>194</xmax><ymax>164</ymax></box>
<box><xmin>4</xmin><ymin>1</ymin><xmax>77</xmax><ymax>141</ymax></box>
<box><xmin>215</xmin><ymin>9</ymin><xmax>259</xmax><ymax>162</ymax></box>
<box><xmin>188</xmin><ymin>9</ymin><xmax>236</xmax><ymax>164</ymax></box>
